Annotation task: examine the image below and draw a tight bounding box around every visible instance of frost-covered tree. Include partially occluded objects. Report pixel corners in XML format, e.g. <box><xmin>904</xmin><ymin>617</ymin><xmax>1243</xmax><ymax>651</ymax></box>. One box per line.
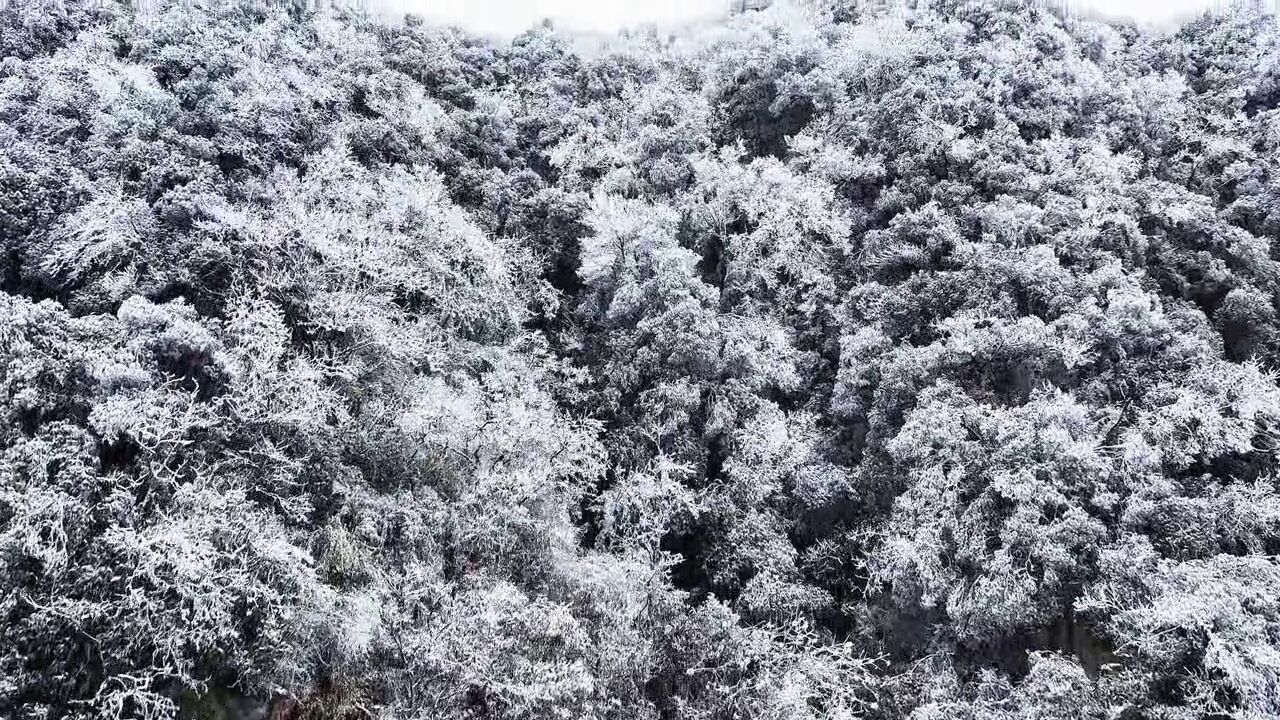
<box><xmin>4</xmin><ymin>0</ymin><xmax>1280</xmax><ymax>718</ymax></box>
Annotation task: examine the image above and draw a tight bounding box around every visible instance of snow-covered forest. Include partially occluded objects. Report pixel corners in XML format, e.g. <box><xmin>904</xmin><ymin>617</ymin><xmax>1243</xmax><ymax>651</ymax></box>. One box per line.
<box><xmin>2</xmin><ymin>1</ymin><xmax>1279</xmax><ymax>718</ymax></box>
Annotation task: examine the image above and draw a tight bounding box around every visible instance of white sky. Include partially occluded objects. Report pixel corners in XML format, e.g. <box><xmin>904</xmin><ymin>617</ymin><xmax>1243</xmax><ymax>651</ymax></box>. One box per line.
<box><xmin>1073</xmin><ymin>0</ymin><xmax>1245</xmax><ymax>25</ymax></box>
<box><xmin>400</xmin><ymin>0</ymin><xmax>724</xmax><ymax>37</ymax></box>
<box><xmin>392</xmin><ymin>1</ymin><xmax>1263</xmax><ymax>37</ymax></box>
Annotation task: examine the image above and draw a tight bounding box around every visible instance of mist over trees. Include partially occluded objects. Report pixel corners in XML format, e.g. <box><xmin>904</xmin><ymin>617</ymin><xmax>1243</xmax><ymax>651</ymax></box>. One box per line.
<box><xmin>1</xmin><ymin>1</ymin><xmax>1279</xmax><ymax>718</ymax></box>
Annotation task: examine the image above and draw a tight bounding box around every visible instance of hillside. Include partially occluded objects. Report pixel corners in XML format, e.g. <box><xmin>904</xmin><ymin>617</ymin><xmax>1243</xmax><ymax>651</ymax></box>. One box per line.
<box><xmin>2</xmin><ymin>1</ymin><xmax>1279</xmax><ymax>719</ymax></box>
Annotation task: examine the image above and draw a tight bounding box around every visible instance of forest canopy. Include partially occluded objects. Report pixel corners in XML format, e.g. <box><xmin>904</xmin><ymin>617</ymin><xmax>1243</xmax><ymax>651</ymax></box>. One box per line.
<box><xmin>1</xmin><ymin>1</ymin><xmax>1280</xmax><ymax>718</ymax></box>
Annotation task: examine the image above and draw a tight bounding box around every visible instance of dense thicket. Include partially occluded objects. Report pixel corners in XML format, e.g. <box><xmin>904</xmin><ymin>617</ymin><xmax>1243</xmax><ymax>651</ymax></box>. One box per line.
<box><xmin>2</xmin><ymin>1</ymin><xmax>1279</xmax><ymax>718</ymax></box>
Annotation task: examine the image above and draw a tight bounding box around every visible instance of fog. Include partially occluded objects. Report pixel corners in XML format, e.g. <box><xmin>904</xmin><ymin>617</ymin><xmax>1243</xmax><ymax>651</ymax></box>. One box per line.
<box><xmin>384</xmin><ymin>0</ymin><xmax>1261</xmax><ymax>36</ymax></box>
<box><xmin>396</xmin><ymin>0</ymin><xmax>726</xmax><ymax>36</ymax></box>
